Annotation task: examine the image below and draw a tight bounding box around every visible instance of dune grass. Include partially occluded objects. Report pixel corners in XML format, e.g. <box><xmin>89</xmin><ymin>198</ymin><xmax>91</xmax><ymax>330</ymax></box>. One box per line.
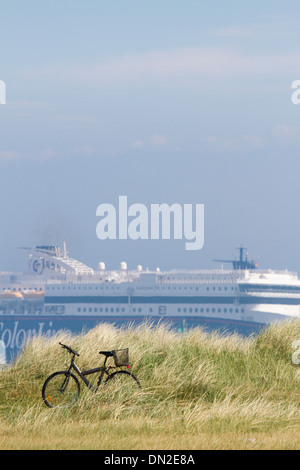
<box><xmin>0</xmin><ymin>320</ymin><xmax>300</xmax><ymax>449</ymax></box>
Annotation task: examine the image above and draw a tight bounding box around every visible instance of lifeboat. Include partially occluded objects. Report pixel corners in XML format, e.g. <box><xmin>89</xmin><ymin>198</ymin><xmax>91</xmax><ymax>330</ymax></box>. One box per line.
<box><xmin>22</xmin><ymin>289</ymin><xmax>44</xmax><ymax>299</ymax></box>
<box><xmin>0</xmin><ymin>290</ymin><xmax>24</xmax><ymax>300</ymax></box>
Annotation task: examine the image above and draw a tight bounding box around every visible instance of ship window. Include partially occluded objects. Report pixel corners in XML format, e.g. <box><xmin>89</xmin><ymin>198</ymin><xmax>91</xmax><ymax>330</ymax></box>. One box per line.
<box><xmin>200</xmin><ymin>308</ymin><xmax>204</xmax><ymax>313</ymax></box>
<box><xmin>218</xmin><ymin>308</ymin><xmax>221</xmax><ymax>313</ymax></box>
<box><xmin>206</xmin><ymin>287</ymin><xmax>209</xmax><ymax>291</ymax></box>
<box><xmin>116</xmin><ymin>308</ymin><xmax>119</xmax><ymax>312</ymax></box>
<box><xmin>133</xmin><ymin>308</ymin><xmax>136</xmax><ymax>312</ymax></box>
<box><xmin>212</xmin><ymin>308</ymin><xmax>215</xmax><ymax>313</ymax></box>
<box><xmin>138</xmin><ymin>308</ymin><xmax>142</xmax><ymax>312</ymax></box>
<box><xmin>149</xmin><ymin>308</ymin><xmax>153</xmax><ymax>313</ymax></box>
<box><xmin>183</xmin><ymin>308</ymin><xmax>187</xmax><ymax>313</ymax></box>
<box><xmin>206</xmin><ymin>308</ymin><xmax>209</xmax><ymax>313</ymax></box>
<box><xmin>100</xmin><ymin>308</ymin><xmax>103</xmax><ymax>312</ymax></box>
<box><xmin>110</xmin><ymin>308</ymin><xmax>114</xmax><ymax>312</ymax></box>
<box><xmin>224</xmin><ymin>308</ymin><xmax>227</xmax><ymax>313</ymax></box>
<box><xmin>224</xmin><ymin>287</ymin><xmax>227</xmax><ymax>291</ymax></box>
<box><xmin>94</xmin><ymin>308</ymin><xmax>97</xmax><ymax>312</ymax></box>
<box><xmin>83</xmin><ymin>308</ymin><xmax>86</xmax><ymax>312</ymax></box>
<box><xmin>77</xmin><ymin>308</ymin><xmax>81</xmax><ymax>313</ymax></box>
<box><xmin>229</xmin><ymin>308</ymin><xmax>233</xmax><ymax>313</ymax></box>
<box><xmin>235</xmin><ymin>308</ymin><xmax>239</xmax><ymax>313</ymax></box>
<box><xmin>241</xmin><ymin>308</ymin><xmax>245</xmax><ymax>313</ymax></box>
<box><xmin>122</xmin><ymin>308</ymin><xmax>125</xmax><ymax>312</ymax></box>
<box><xmin>105</xmin><ymin>308</ymin><xmax>108</xmax><ymax>312</ymax></box>
<box><xmin>89</xmin><ymin>308</ymin><xmax>92</xmax><ymax>313</ymax></box>
<box><xmin>195</xmin><ymin>308</ymin><xmax>198</xmax><ymax>313</ymax></box>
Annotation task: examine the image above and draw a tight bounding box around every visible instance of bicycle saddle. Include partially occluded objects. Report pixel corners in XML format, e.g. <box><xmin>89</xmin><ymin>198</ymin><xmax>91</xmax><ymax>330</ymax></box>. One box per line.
<box><xmin>99</xmin><ymin>350</ymin><xmax>113</xmax><ymax>357</ymax></box>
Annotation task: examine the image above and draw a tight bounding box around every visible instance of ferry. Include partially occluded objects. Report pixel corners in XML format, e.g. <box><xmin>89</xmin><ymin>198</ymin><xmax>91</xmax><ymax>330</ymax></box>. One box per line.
<box><xmin>0</xmin><ymin>244</ymin><xmax>300</xmax><ymax>362</ymax></box>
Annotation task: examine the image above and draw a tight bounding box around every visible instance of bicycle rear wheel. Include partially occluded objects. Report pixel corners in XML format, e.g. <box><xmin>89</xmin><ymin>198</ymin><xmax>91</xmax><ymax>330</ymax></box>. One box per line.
<box><xmin>42</xmin><ymin>371</ymin><xmax>80</xmax><ymax>408</ymax></box>
<box><xmin>105</xmin><ymin>370</ymin><xmax>141</xmax><ymax>398</ymax></box>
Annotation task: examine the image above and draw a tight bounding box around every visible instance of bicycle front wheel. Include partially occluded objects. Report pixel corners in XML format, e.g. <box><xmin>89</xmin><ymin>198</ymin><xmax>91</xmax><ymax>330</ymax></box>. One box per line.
<box><xmin>42</xmin><ymin>371</ymin><xmax>80</xmax><ymax>408</ymax></box>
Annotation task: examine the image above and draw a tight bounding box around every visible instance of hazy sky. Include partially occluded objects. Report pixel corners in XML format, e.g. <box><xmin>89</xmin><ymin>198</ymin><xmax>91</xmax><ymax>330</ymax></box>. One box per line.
<box><xmin>1</xmin><ymin>1</ymin><xmax>300</xmax><ymax>273</ymax></box>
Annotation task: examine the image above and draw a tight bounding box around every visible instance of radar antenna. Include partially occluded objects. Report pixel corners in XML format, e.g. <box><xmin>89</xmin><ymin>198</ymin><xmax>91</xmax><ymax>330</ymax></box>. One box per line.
<box><xmin>213</xmin><ymin>245</ymin><xmax>258</xmax><ymax>270</ymax></box>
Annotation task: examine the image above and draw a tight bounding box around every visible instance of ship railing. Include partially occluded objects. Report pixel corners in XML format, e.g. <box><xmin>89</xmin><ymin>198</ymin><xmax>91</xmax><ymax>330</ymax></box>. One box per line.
<box><xmin>167</xmin><ymin>268</ymin><xmax>297</xmax><ymax>276</ymax></box>
<box><xmin>6</xmin><ymin>280</ymin><xmax>46</xmax><ymax>287</ymax></box>
<box><xmin>46</xmin><ymin>272</ymin><xmax>140</xmax><ymax>284</ymax></box>
<box><xmin>168</xmin><ymin>269</ymin><xmax>238</xmax><ymax>275</ymax></box>
<box><xmin>157</xmin><ymin>279</ymin><xmax>238</xmax><ymax>285</ymax></box>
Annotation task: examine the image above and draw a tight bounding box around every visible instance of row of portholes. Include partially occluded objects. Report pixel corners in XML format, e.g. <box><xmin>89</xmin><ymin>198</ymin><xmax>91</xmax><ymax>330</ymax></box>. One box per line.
<box><xmin>76</xmin><ymin>306</ymin><xmax>245</xmax><ymax>315</ymax></box>
<box><xmin>159</xmin><ymin>286</ymin><xmax>236</xmax><ymax>291</ymax></box>
<box><xmin>178</xmin><ymin>307</ymin><xmax>245</xmax><ymax>314</ymax></box>
<box><xmin>49</xmin><ymin>285</ymin><xmax>120</xmax><ymax>291</ymax></box>
<box><xmin>76</xmin><ymin>307</ymin><xmax>151</xmax><ymax>314</ymax></box>
<box><xmin>77</xmin><ymin>306</ymin><xmax>126</xmax><ymax>313</ymax></box>
<box><xmin>49</xmin><ymin>285</ymin><xmax>236</xmax><ymax>292</ymax></box>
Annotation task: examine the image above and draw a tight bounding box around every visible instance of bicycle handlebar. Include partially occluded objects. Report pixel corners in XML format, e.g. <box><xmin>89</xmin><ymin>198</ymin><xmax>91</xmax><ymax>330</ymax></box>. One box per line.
<box><xmin>59</xmin><ymin>342</ymin><xmax>80</xmax><ymax>357</ymax></box>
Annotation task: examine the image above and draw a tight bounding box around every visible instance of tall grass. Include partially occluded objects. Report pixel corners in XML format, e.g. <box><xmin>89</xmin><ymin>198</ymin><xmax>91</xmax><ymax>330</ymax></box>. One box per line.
<box><xmin>0</xmin><ymin>320</ymin><xmax>300</xmax><ymax>449</ymax></box>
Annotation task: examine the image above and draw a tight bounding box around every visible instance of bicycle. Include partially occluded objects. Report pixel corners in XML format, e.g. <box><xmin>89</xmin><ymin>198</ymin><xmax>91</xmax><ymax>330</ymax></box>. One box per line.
<box><xmin>42</xmin><ymin>342</ymin><xmax>141</xmax><ymax>408</ymax></box>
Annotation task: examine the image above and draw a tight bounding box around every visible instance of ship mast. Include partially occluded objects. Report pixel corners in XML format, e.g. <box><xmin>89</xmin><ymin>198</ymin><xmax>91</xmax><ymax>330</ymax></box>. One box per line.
<box><xmin>213</xmin><ymin>246</ymin><xmax>258</xmax><ymax>270</ymax></box>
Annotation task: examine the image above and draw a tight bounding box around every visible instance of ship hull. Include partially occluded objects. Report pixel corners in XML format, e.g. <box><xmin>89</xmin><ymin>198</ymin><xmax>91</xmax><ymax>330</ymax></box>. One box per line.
<box><xmin>0</xmin><ymin>313</ymin><xmax>267</xmax><ymax>363</ymax></box>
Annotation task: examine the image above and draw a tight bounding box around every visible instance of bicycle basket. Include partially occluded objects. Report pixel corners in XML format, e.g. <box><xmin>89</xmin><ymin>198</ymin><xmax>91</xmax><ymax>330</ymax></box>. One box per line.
<box><xmin>112</xmin><ymin>348</ymin><xmax>129</xmax><ymax>367</ymax></box>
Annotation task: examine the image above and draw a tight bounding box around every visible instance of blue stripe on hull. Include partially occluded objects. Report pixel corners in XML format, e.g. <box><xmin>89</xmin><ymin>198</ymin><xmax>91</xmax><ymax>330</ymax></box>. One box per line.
<box><xmin>45</xmin><ymin>295</ymin><xmax>300</xmax><ymax>305</ymax></box>
<box><xmin>0</xmin><ymin>314</ymin><xmax>266</xmax><ymax>363</ymax></box>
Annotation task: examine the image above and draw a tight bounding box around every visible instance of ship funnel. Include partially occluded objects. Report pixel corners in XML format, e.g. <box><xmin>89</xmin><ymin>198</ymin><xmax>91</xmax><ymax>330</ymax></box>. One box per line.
<box><xmin>98</xmin><ymin>262</ymin><xmax>106</xmax><ymax>271</ymax></box>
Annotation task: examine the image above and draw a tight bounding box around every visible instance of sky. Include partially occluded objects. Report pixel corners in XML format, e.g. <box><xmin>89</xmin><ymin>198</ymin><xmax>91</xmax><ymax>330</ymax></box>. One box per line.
<box><xmin>0</xmin><ymin>0</ymin><xmax>300</xmax><ymax>273</ymax></box>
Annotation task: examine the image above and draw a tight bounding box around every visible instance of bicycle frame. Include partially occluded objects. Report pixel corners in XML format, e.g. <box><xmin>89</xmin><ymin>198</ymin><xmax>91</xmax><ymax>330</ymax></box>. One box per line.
<box><xmin>67</xmin><ymin>354</ymin><xmax>113</xmax><ymax>392</ymax></box>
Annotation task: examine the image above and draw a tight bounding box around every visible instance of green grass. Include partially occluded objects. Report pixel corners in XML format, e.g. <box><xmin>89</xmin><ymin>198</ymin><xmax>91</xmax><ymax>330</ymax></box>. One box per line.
<box><xmin>0</xmin><ymin>320</ymin><xmax>300</xmax><ymax>449</ymax></box>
